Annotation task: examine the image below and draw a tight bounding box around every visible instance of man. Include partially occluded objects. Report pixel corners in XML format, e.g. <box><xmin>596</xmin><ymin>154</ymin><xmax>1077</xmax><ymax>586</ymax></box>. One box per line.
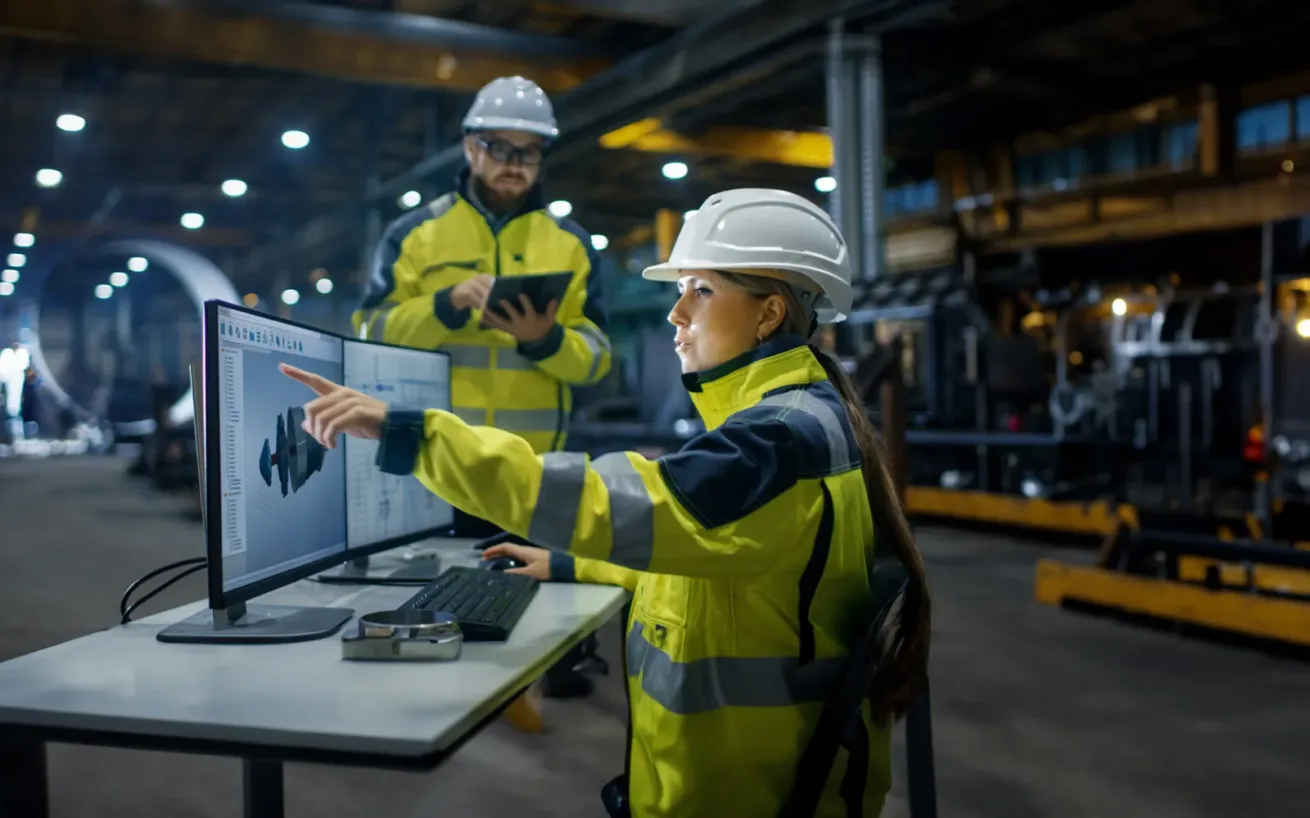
<box><xmin>353</xmin><ymin>76</ymin><xmax>620</xmax><ymax>699</ymax></box>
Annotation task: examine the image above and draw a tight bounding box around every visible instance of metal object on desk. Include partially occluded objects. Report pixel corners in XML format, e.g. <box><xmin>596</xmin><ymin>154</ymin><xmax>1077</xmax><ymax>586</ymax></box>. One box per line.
<box><xmin>341</xmin><ymin>610</ymin><xmax>463</xmax><ymax>661</ymax></box>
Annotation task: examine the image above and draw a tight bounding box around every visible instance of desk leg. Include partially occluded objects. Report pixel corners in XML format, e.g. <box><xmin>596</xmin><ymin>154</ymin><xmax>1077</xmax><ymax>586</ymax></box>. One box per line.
<box><xmin>0</xmin><ymin>734</ymin><xmax>49</xmax><ymax>818</ymax></box>
<box><xmin>242</xmin><ymin>758</ymin><xmax>285</xmax><ymax>818</ymax></box>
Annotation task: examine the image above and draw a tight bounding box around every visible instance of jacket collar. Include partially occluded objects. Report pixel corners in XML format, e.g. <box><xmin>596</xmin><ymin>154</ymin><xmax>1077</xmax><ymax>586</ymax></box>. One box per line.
<box><xmin>682</xmin><ymin>336</ymin><xmax>828</xmax><ymax>430</ymax></box>
<box><xmin>456</xmin><ymin>166</ymin><xmax>547</xmax><ymax>232</ymax></box>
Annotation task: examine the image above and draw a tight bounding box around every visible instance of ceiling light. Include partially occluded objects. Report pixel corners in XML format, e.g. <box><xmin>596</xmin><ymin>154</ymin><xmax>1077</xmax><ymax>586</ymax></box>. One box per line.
<box><xmin>13</xmin><ymin>233</ymin><xmax>34</xmax><ymax>248</ymax></box>
<box><xmin>180</xmin><ymin>212</ymin><xmax>205</xmax><ymax>230</ymax></box>
<box><xmin>109</xmin><ymin>272</ymin><xmax>129</xmax><ymax>287</ymax></box>
<box><xmin>548</xmin><ymin>200</ymin><xmax>572</xmax><ymax>218</ymax></box>
<box><xmin>127</xmin><ymin>256</ymin><xmax>148</xmax><ymax>273</ymax></box>
<box><xmin>662</xmin><ymin>161</ymin><xmax>689</xmax><ymax>180</ymax></box>
<box><xmin>0</xmin><ymin>282</ymin><xmax>13</xmax><ymax>297</ymax></box>
<box><xmin>399</xmin><ymin>190</ymin><xmax>422</xmax><ymax>209</ymax></box>
<box><xmin>683</xmin><ymin>210</ymin><xmax>698</xmax><ymax>221</ymax></box>
<box><xmin>94</xmin><ymin>284</ymin><xmax>113</xmax><ymax>300</ymax></box>
<box><xmin>35</xmin><ymin>168</ymin><xmax>62</xmax><ymax>188</ymax></box>
<box><xmin>281</xmin><ymin>288</ymin><xmax>300</xmax><ymax>306</ymax></box>
<box><xmin>281</xmin><ymin>130</ymin><xmax>310</xmax><ymax>150</ymax></box>
<box><xmin>1111</xmin><ymin>298</ymin><xmax>1127</xmax><ymax>317</ymax></box>
<box><xmin>1297</xmin><ymin>318</ymin><xmax>1310</xmax><ymax>339</ymax></box>
<box><xmin>221</xmin><ymin>179</ymin><xmax>248</xmax><ymax>197</ymax></box>
<box><xmin>7</xmin><ymin>253</ymin><xmax>25</xmax><ymax>268</ymax></box>
<box><xmin>814</xmin><ymin>176</ymin><xmax>837</xmax><ymax>193</ymax></box>
<box><xmin>242</xmin><ymin>293</ymin><xmax>260</xmax><ymax>308</ymax></box>
<box><xmin>1</xmin><ymin>270</ymin><xmax>18</xmax><ymax>284</ymax></box>
<box><xmin>56</xmin><ymin>114</ymin><xmax>86</xmax><ymax>132</ymax></box>
<box><xmin>315</xmin><ymin>278</ymin><xmax>333</xmax><ymax>295</ymax></box>
<box><xmin>591</xmin><ymin>234</ymin><xmax>609</xmax><ymax>251</ymax></box>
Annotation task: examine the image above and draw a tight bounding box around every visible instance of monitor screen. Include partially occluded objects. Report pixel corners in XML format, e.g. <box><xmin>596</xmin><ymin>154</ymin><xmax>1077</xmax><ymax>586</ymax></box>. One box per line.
<box><xmin>213</xmin><ymin>304</ymin><xmax>347</xmax><ymax>594</ymax></box>
<box><xmin>342</xmin><ymin>339</ymin><xmax>454</xmax><ymax>549</ymax></box>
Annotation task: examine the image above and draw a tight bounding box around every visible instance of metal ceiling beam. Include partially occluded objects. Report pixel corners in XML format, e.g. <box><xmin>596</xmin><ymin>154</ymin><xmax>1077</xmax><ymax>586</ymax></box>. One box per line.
<box><xmin>0</xmin><ymin>0</ymin><xmax>610</xmax><ymax>93</ymax></box>
<box><xmin>230</xmin><ymin>0</ymin><xmax>950</xmax><ymax>279</ymax></box>
<box><xmin>599</xmin><ymin>118</ymin><xmax>834</xmax><ymax>169</ymax></box>
<box><xmin>532</xmin><ymin>0</ymin><xmax>753</xmax><ymax>27</ymax></box>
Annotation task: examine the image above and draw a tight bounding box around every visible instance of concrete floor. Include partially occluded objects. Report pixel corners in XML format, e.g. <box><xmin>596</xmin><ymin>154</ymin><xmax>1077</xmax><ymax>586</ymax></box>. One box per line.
<box><xmin>1</xmin><ymin>455</ymin><xmax>1306</xmax><ymax>817</ymax></box>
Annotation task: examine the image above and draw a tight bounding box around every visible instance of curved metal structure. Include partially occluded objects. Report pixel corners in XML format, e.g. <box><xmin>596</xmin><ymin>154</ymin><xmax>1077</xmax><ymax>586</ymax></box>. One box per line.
<box><xmin>26</xmin><ymin>238</ymin><xmax>240</xmax><ymax>436</ymax></box>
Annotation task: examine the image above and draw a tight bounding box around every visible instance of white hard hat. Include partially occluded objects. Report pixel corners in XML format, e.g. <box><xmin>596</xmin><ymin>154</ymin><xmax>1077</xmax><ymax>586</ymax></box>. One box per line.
<box><xmin>642</xmin><ymin>189</ymin><xmax>854</xmax><ymax>323</ymax></box>
<box><xmin>462</xmin><ymin>76</ymin><xmax>559</xmax><ymax>140</ymax></box>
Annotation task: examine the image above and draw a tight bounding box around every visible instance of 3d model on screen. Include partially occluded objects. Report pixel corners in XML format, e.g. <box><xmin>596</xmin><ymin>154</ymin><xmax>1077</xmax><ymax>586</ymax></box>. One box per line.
<box><xmin>258</xmin><ymin>407</ymin><xmax>326</xmax><ymax>497</ymax></box>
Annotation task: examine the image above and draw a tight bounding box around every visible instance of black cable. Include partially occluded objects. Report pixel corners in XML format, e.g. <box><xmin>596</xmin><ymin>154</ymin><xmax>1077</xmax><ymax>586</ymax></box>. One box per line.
<box><xmin>120</xmin><ymin>558</ymin><xmax>207</xmax><ymax>625</ymax></box>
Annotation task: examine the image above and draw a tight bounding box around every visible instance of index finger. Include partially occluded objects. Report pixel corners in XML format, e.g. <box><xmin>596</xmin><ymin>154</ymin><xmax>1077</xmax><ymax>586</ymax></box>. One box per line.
<box><xmin>279</xmin><ymin>363</ymin><xmax>336</xmax><ymax>396</ymax></box>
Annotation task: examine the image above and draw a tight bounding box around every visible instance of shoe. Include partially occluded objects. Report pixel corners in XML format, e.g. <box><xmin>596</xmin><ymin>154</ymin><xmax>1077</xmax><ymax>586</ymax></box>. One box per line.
<box><xmin>543</xmin><ymin>670</ymin><xmax>594</xmax><ymax>699</ymax></box>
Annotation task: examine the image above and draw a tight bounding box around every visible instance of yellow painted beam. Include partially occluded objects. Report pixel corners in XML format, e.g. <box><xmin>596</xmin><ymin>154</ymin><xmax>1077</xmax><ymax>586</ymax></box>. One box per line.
<box><xmin>0</xmin><ymin>0</ymin><xmax>603</xmax><ymax>93</ymax></box>
<box><xmin>1034</xmin><ymin>560</ymin><xmax>1310</xmax><ymax>648</ymax></box>
<box><xmin>906</xmin><ymin>486</ymin><xmax>1119</xmax><ymax>537</ymax></box>
<box><xmin>599</xmin><ymin>118</ymin><xmax>834</xmax><ymax>169</ymax></box>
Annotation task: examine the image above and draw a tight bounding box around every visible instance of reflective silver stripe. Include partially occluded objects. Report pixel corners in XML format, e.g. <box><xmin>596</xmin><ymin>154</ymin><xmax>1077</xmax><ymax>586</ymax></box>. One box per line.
<box><xmin>452</xmin><ymin>407</ymin><xmax>487</xmax><ymax>426</ymax></box>
<box><xmin>756</xmin><ymin>389</ymin><xmax>858</xmax><ymax>475</ymax></box>
<box><xmin>494</xmin><ymin>408</ymin><xmax>560</xmax><ymax>433</ymax></box>
<box><xmin>593</xmin><ymin>452</ymin><xmax>655</xmax><ymax>571</ymax></box>
<box><xmin>626</xmin><ymin>622</ymin><xmax>844</xmax><ymax>715</ymax></box>
<box><xmin>444</xmin><ymin>346</ymin><xmax>491</xmax><ymax>369</ymax></box>
<box><xmin>443</xmin><ymin>346</ymin><xmax>538</xmax><ymax>372</ymax></box>
<box><xmin>495</xmin><ymin>349</ymin><xmax>538</xmax><ymax>371</ymax></box>
<box><xmin>575</xmin><ymin>324</ymin><xmax>610</xmax><ymax>382</ymax></box>
<box><xmin>361</xmin><ymin>308</ymin><xmax>390</xmax><ymax>341</ymax></box>
<box><xmin>529</xmin><ymin>452</ymin><xmax>588</xmax><ymax>548</ymax></box>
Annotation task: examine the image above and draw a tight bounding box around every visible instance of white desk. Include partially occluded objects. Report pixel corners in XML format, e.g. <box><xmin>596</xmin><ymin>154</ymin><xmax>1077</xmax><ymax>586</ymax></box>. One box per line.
<box><xmin>0</xmin><ymin>539</ymin><xmax>628</xmax><ymax>818</ymax></box>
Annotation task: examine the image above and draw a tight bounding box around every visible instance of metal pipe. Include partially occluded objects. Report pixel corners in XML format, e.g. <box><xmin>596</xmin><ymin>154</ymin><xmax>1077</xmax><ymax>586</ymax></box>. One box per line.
<box><xmin>1178</xmin><ymin>382</ymin><xmax>1193</xmax><ymax>508</ymax></box>
<box><xmin>825</xmin><ymin>20</ymin><xmax>848</xmax><ymax>236</ymax></box>
<box><xmin>857</xmin><ymin>35</ymin><xmax>885</xmax><ymax>280</ymax></box>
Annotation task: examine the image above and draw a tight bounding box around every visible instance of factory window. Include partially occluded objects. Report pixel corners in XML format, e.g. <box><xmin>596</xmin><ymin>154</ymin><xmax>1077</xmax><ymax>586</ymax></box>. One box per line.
<box><xmin>1236</xmin><ymin>101</ymin><xmax>1291</xmax><ymax>151</ymax></box>
<box><xmin>1296</xmin><ymin>96</ymin><xmax>1310</xmax><ymax>141</ymax></box>
<box><xmin>1164</xmin><ymin>121</ymin><xmax>1199</xmax><ymax>169</ymax></box>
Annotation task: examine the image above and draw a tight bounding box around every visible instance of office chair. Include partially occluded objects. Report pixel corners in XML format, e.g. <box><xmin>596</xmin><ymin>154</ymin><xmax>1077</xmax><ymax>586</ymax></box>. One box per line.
<box><xmin>602</xmin><ymin>563</ymin><xmax>939</xmax><ymax>818</ymax></box>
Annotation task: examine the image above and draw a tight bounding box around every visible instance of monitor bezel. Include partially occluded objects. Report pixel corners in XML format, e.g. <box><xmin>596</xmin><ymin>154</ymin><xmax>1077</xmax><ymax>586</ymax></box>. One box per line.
<box><xmin>339</xmin><ymin>334</ymin><xmax>456</xmax><ymax>557</ymax></box>
<box><xmin>203</xmin><ymin>299</ymin><xmax>455</xmax><ymax>610</ymax></box>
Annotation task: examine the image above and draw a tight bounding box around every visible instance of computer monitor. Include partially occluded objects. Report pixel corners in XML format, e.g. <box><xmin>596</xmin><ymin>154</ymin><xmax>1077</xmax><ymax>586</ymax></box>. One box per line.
<box><xmin>341</xmin><ymin>338</ymin><xmax>454</xmax><ymax>550</ymax></box>
<box><xmin>158</xmin><ymin>301</ymin><xmax>354</xmax><ymax>644</ymax></box>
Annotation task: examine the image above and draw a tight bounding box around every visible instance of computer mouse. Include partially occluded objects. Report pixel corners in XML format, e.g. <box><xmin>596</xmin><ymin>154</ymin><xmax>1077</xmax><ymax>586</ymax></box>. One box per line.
<box><xmin>481</xmin><ymin>556</ymin><xmax>524</xmax><ymax>572</ymax></box>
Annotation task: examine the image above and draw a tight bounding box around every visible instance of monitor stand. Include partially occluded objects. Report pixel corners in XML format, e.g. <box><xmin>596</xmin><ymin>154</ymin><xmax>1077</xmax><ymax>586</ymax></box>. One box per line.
<box><xmin>315</xmin><ymin>550</ymin><xmax>443</xmax><ymax>585</ymax></box>
<box><xmin>155</xmin><ymin>601</ymin><xmax>354</xmax><ymax>644</ymax></box>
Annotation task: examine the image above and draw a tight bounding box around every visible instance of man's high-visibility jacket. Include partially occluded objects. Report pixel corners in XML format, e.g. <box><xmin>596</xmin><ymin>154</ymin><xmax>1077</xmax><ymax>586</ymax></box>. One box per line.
<box><xmin>353</xmin><ymin>171</ymin><xmax>612</xmax><ymax>455</ymax></box>
<box><xmin>375</xmin><ymin>335</ymin><xmax>893</xmax><ymax>817</ymax></box>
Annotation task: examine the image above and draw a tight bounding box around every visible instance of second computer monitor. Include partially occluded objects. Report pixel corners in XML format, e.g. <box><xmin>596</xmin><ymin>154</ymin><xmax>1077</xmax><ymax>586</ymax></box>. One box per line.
<box><xmin>342</xmin><ymin>339</ymin><xmax>454</xmax><ymax>550</ymax></box>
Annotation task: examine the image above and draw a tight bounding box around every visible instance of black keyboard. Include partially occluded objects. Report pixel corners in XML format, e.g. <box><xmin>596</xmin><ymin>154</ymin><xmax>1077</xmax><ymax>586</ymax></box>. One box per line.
<box><xmin>399</xmin><ymin>566</ymin><xmax>539</xmax><ymax>641</ymax></box>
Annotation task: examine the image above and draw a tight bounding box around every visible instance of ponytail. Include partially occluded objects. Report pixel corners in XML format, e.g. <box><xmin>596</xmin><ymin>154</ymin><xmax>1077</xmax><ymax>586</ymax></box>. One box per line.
<box><xmin>811</xmin><ymin>346</ymin><xmax>932</xmax><ymax>726</ymax></box>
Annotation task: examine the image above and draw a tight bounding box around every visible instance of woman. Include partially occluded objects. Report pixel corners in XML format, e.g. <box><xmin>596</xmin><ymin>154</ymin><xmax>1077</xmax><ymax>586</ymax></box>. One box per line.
<box><xmin>282</xmin><ymin>188</ymin><xmax>931</xmax><ymax>817</ymax></box>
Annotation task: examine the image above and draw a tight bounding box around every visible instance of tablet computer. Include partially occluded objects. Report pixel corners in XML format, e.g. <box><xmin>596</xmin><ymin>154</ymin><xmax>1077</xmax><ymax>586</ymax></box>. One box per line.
<box><xmin>482</xmin><ymin>272</ymin><xmax>573</xmax><ymax>322</ymax></box>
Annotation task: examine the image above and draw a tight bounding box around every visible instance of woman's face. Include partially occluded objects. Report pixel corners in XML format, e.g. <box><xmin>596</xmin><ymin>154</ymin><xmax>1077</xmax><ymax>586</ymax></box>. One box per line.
<box><xmin>668</xmin><ymin>270</ymin><xmax>785</xmax><ymax>373</ymax></box>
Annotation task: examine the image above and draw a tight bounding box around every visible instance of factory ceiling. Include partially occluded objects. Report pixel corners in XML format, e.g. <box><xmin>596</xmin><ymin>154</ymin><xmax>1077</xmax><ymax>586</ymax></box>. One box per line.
<box><xmin>2</xmin><ymin>0</ymin><xmax>1309</xmax><ymax>301</ymax></box>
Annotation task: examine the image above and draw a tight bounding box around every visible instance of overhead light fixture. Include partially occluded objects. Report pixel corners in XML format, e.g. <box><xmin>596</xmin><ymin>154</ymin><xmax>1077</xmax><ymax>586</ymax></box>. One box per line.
<box><xmin>683</xmin><ymin>210</ymin><xmax>698</xmax><ymax>221</ymax></box>
<box><xmin>591</xmin><ymin>234</ymin><xmax>609</xmax><ymax>251</ymax></box>
<box><xmin>242</xmin><ymin>293</ymin><xmax>260</xmax><ymax>308</ymax></box>
<box><xmin>1296</xmin><ymin>318</ymin><xmax>1310</xmax><ymax>339</ymax></box>
<box><xmin>1</xmin><ymin>269</ymin><xmax>18</xmax><ymax>284</ymax></box>
<box><xmin>281</xmin><ymin>130</ymin><xmax>310</xmax><ymax>150</ymax></box>
<box><xmin>56</xmin><ymin>113</ymin><xmax>86</xmax><ymax>132</ymax></box>
<box><xmin>94</xmin><ymin>284</ymin><xmax>113</xmax><ymax>300</ymax></box>
<box><xmin>35</xmin><ymin>168</ymin><xmax>62</xmax><ymax>188</ymax></box>
<box><xmin>1111</xmin><ymin>298</ymin><xmax>1128</xmax><ymax>317</ymax></box>
<box><xmin>109</xmin><ymin>272</ymin><xmax>129</xmax><ymax>287</ymax></box>
<box><xmin>548</xmin><ymin>200</ymin><xmax>573</xmax><ymax>218</ymax></box>
<box><xmin>315</xmin><ymin>278</ymin><xmax>333</xmax><ymax>295</ymax></box>
<box><xmin>180</xmin><ymin>212</ymin><xmax>205</xmax><ymax>230</ymax></box>
<box><xmin>221</xmin><ymin>179</ymin><xmax>248</xmax><ymax>197</ymax></box>
<box><xmin>399</xmin><ymin>190</ymin><xmax>422</xmax><ymax>209</ymax></box>
<box><xmin>814</xmin><ymin>176</ymin><xmax>837</xmax><ymax>193</ymax></box>
<box><xmin>7</xmin><ymin>253</ymin><xmax>25</xmax><ymax>268</ymax></box>
<box><xmin>127</xmin><ymin>256</ymin><xmax>148</xmax><ymax>273</ymax></box>
<box><xmin>0</xmin><ymin>282</ymin><xmax>13</xmax><ymax>297</ymax></box>
<box><xmin>662</xmin><ymin>161</ymin><xmax>689</xmax><ymax>180</ymax></box>
<box><xmin>281</xmin><ymin>288</ymin><xmax>300</xmax><ymax>306</ymax></box>
<box><xmin>13</xmin><ymin>233</ymin><xmax>34</xmax><ymax>248</ymax></box>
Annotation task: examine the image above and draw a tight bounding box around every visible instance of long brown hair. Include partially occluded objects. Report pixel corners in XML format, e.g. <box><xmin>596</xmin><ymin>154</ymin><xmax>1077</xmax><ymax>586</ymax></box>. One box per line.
<box><xmin>717</xmin><ymin>270</ymin><xmax>932</xmax><ymax>725</ymax></box>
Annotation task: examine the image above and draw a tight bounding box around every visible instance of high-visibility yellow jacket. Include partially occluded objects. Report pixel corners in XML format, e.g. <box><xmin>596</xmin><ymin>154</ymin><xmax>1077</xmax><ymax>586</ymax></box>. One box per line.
<box><xmin>354</xmin><ymin>171</ymin><xmax>612</xmax><ymax>454</ymax></box>
<box><xmin>377</xmin><ymin>336</ymin><xmax>892</xmax><ymax>817</ymax></box>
